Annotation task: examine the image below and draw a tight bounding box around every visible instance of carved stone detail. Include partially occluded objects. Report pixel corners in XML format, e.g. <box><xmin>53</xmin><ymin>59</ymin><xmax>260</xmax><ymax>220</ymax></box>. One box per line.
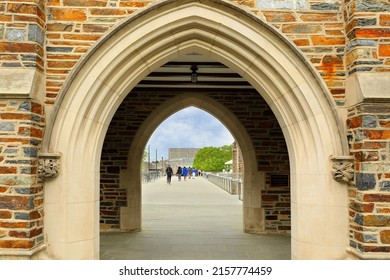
<box><xmin>330</xmin><ymin>156</ymin><xmax>355</xmax><ymax>186</ymax></box>
<box><xmin>38</xmin><ymin>153</ymin><xmax>61</xmax><ymax>180</ymax></box>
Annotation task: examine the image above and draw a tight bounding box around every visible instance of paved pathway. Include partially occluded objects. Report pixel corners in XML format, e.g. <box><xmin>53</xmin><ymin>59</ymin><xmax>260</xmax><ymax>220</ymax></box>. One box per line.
<box><xmin>100</xmin><ymin>176</ymin><xmax>291</xmax><ymax>260</ymax></box>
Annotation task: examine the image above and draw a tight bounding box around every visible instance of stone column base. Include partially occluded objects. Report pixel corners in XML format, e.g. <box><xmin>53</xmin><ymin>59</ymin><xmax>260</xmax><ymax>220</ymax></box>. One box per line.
<box><xmin>0</xmin><ymin>244</ymin><xmax>49</xmax><ymax>260</ymax></box>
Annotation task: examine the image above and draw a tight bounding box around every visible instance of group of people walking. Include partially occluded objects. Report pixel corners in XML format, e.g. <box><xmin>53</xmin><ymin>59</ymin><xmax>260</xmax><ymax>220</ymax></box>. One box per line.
<box><xmin>165</xmin><ymin>165</ymin><xmax>201</xmax><ymax>184</ymax></box>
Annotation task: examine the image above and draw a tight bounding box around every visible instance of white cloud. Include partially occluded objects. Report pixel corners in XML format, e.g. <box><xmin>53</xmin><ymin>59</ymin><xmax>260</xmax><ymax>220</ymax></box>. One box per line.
<box><xmin>146</xmin><ymin>107</ymin><xmax>234</xmax><ymax>159</ymax></box>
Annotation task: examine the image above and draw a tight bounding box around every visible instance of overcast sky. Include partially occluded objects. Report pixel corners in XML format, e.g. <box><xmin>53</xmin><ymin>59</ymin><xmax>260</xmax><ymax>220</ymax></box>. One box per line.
<box><xmin>146</xmin><ymin>107</ymin><xmax>234</xmax><ymax>160</ymax></box>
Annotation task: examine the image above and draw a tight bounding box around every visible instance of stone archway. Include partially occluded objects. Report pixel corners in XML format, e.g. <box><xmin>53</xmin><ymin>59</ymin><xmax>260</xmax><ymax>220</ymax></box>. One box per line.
<box><xmin>44</xmin><ymin>0</ymin><xmax>349</xmax><ymax>259</ymax></box>
<box><xmin>118</xmin><ymin>92</ymin><xmax>259</xmax><ymax>234</ymax></box>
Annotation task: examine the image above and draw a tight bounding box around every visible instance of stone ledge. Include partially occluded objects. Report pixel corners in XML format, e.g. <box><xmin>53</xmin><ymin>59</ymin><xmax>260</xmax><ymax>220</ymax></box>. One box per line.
<box><xmin>347</xmin><ymin>247</ymin><xmax>390</xmax><ymax>260</ymax></box>
<box><xmin>0</xmin><ymin>244</ymin><xmax>47</xmax><ymax>260</ymax></box>
<box><xmin>346</xmin><ymin>72</ymin><xmax>390</xmax><ymax>107</ymax></box>
<box><xmin>0</xmin><ymin>69</ymin><xmax>45</xmax><ymax>102</ymax></box>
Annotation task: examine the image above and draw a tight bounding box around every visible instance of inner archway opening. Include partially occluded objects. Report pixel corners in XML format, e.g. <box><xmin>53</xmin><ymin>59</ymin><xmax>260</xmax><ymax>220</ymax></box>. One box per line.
<box><xmin>99</xmin><ymin>54</ymin><xmax>292</xmax><ymax>259</ymax></box>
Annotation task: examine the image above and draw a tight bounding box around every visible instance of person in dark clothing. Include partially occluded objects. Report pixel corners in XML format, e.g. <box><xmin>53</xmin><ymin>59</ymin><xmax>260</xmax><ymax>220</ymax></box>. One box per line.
<box><xmin>166</xmin><ymin>164</ymin><xmax>173</xmax><ymax>185</ymax></box>
<box><xmin>176</xmin><ymin>166</ymin><xmax>182</xmax><ymax>181</ymax></box>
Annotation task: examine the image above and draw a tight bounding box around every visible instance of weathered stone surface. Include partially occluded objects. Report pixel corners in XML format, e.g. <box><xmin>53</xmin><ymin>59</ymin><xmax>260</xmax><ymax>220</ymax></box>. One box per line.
<box><xmin>48</xmin><ymin>8</ymin><xmax>87</xmax><ymax>21</ymax></box>
<box><xmin>356</xmin><ymin>173</ymin><xmax>376</xmax><ymax>190</ymax></box>
<box><xmin>282</xmin><ymin>24</ymin><xmax>322</xmax><ymax>34</ymax></box>
<box><xmin>350</xmin><ymin>201</ymin><xmax>375</xmax><ymax>213</ymax></box>
<box><xmin>355</xmin><ymin>0</ymin><xmax>390</xmax><ymax>12</ymax></box>
<box><xmin>312</xmin><ymin>36</ymin><xmax>345</xmax><ymax>45</ymax></box>
<box><xmin>7</xmin><ymin>3</ymin><xmax>37</xmax><ymax>15</ymax></box>
<box><xmin>263</xmin><ymin>11</ymin><xmax>296</xmax><ymax>22</ymax></box>
<box><xmin>380</xmin><ymin>230</ymin><xmax>390</xmax><ymax>244</ymax></box>
<box><xmin>90</xmin><ymin>8</ymin><xmax>126</xmax><ymax>16</ymax></box>
<box><xmin>362</xmin><ymin>115</ymin><xmax>377</xmax><ymax>128</ymax></box>
<box><xmin>379</xmin><ymin>45</ymin><xmax>390</xmax><ymax>57</ymax></box>
<box><xmin>380</xmin><ymin>14</ymin><xmax>390</xmax><ymax>26</ymax></box>
<box><xmin>0</xmin><ymin>210</ymin><xmax>12</xmax><ymax>219</ymax></box>
<box><xmin>119</xmin><ymin>1</ymin><xmax>150</xmax><ymax>8</ymax></box>
<box><xmin>364</xmin><ymin>215</ymin><xmax>390</xmax><ymax>227</ymax></box>
<box><xmin>0</xmin><ymin>196</ymin><xmax>32</xmax><ymax>210</ymax></box>
<box><xmin>63</xmin><ymin>0</ymin><xmax>108</xmax><ymax>7</ymax></box>
<box><xmin>28</xmin><ymin>24</ymin><xmax>44</xmax><ymax>45</ymax></box>
<box><xmin>47</xmin><ymin>23</ymin><xmax>73</xmax><ymax>32</ymax></box>
<box><xmin>6</xmin><ymin>29</ymin><xmax>26</xmax><ymax>42</ymax></box>
<box><xmin>355</xmin><ymin>29</ymin><xmax>390</xmax><ymax>39</ymax></box>
<box><xmin>0</xmin><ymin>240</ymin><xmax>35</xmax><ymax>249</ymax></box>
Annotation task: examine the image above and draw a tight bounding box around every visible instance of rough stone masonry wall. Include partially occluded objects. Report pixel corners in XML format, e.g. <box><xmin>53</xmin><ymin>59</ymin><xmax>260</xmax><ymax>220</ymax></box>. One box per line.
<box><xmin>0</xmin><ymin>0</ymin><xmax>46</xmax><ymax>71</ymax></box>
<box><xmin>344</xmin><ymin>0</ymin><xmax>390</xmax><ymax>74</ymax></box>
<box><xmin>45</xmin><ymin>0</ymin><xmax>346</xmax><ymax>104</ymax></box>
<box><xmin>343</xmin><ymin>0</ymin><xmax>390</xmax><ymax>257</ymax></box>
<box><xmin>0</xmin><ymin>100</ymin><xmax>45</xmax><ymax>253</ymax></box>
<box><xmin>347</xmin><ymin>104</ymin><xmax>390</xmax><ymax>254</ymax></box>
<box><xmin>0</xmin><ymin>1</ymin><xmax>46</xmax><ymax>255</ymax></box>
<box><xmin>100</xmin><ymin>89</ymin><xmax>289</xmax><ymax>231</ymax></box>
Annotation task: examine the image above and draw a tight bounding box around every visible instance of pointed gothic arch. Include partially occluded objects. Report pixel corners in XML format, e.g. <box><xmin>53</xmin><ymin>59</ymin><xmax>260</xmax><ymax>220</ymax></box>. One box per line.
<box><xmin>44</xmin><ymin>0</ymin><xmax>349</xmax><ymax>259</ymax></box>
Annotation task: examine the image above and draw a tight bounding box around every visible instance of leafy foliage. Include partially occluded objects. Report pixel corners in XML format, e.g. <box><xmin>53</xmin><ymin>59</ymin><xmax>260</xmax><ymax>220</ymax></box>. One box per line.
<box><xmin>193</xmin><ymin>145</ymin><xmax>232</xmax><ymax>172</ymax></box>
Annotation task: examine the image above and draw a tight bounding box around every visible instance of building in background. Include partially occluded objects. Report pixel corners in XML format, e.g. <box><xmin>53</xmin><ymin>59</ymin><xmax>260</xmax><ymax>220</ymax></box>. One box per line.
<box><xmin>168</xmin><ymin>148</ymin><xmax>200</xmax><ymax>171</ymax></box>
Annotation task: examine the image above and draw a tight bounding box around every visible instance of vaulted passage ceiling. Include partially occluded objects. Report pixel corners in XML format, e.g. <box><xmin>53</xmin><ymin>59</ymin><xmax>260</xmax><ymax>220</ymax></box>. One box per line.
<box><xmin>135</xmin><ymin>53</ymin><xmax>253</xmax><ymax>90</ymax></box>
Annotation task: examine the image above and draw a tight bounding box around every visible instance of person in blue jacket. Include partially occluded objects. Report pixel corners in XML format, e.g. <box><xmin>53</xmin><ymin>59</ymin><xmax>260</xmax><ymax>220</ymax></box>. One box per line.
<box><xmin>182</xmin><ymin>166</ymin><xmax>188</xmax><ymax>181</ymax></box>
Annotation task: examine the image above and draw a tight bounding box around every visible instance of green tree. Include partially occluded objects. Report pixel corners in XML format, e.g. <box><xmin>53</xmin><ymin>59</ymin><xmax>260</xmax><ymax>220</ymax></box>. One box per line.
<box><xmin>193</xmin><ymin>145</ymin><xmax>232</xmax><ymax>172</ymax></box>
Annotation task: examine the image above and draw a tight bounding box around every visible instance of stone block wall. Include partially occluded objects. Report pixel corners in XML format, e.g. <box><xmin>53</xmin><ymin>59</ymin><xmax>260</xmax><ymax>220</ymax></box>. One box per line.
<box><xmin>347</xmin><ymin>103</ymin><xmax>390</xmax><ymax>255</ymax></box>
<box><xmin>0</xmin><ymin>100</ymin><xmax>45</xmax><ymax>254</ymax></box>
<box><xmin>100</xmin><ymin>89</ymin><xmax>290</xmax><ymax>231</ymax></box>
<box><xmin>44</xmin><ymin>0</ymin><xmax>346</xmax><ymax>104</ymax></box>
<box><xmin>0</xmin><ymin>1</ymin><xmax>46</xmax><ymax>71</ymax></box>
<box><xmin>344</xmin><ymin>0</ymin><xmax>390</xmax><ymax>75</ymax></box>
<box><xmin>262</xmin><ymin>174</ymin><xmax>290</xmax><ymax>233</ymax></box>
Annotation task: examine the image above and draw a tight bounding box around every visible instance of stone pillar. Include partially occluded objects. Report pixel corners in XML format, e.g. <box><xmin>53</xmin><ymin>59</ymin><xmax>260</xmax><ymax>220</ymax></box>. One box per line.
<box><xmin>344</xmin><ymin>0</ymin><xmax>390</xmax><ymax>75</ymax></box>
<box><xmin>0</xmin><ymin>1</ymin><xmax>46</xmax><ymax>259</ymax></box>
<box><xmin>0</xmin><ymin>100</ymin><xmax>45</xmax><ymax>259</ymax></box>
<box><xmin>344</xmin><ymin>0</ymin><xmax>390</xmax><ymax>259</ymax></box>
<box><xmin>346</xmin><ymin>100</ymin><xmax>390</xmax><ymax>258</ymax></box>
<box><xmin>243</xmin><ymin>171</ymin><xmax>266</xmax><ymax>233</ymax></box>
<box><xmin>119</xmin><ymin>169</ymin><xmax>141</xmax><ymax>232</ymax></box>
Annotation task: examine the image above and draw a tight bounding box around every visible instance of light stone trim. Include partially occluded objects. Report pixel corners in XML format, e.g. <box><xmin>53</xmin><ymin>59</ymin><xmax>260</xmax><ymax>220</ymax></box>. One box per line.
<box><xmin>0</xmin><ymin>244</ymin><xmax>47</xmax><ymax>260</ymax></box>
<box><xmin>345</xmin><ymin>72</ymin><xmax>390</xmax><ymax>107</ymax></box>
<box><xmin>38</xmin><ymin>153</ymin><xmax>61</xmax><ymax>180</ymax></box>
<box><xmin>0</xmin><ymin>69</ymin><xmax>46</xmax><ymax>102</ymax></box>
<box><xmin>347</xmin><ymin>247</ymin><xmax>390</xmax><ymax>260</ymax></box>
<box><xmin>330</xmin><ymin>155</ymin><xmax>355</xmax><ymax>186</ymax></box>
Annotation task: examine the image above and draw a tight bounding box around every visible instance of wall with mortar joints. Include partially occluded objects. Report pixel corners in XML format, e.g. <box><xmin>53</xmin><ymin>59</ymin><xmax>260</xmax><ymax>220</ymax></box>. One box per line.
<box><xmin>347</xmin><ymin>103</ymin><xmax>390</xmax><ymax>254</ymax></box>
<box><xmin>0</xmin><ymin>1</ymin><xmax>46</xmax><ymax>71</ymax></box>
<box><xmin>0</xmin><ymin>100</ymin><xmax>45</xmax><ymax>250</ymax></box>
<box><xmin>44</xmin><ymin>0</ymin><xmax>346</xmax><ymax>104</ymax></box>
<box><xmin>344</xmin><ymin>0</ymin><xmax>390</xmax><ymax>75</ymax></box>
<box><xmin>100</xmin><ymin>89</ymin><xmax>290</xmax><ymax>231</ymax></box>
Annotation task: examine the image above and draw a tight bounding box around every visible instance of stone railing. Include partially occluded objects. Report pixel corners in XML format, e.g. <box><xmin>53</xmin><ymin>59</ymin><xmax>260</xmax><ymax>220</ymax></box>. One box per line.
<box><xmin>205</xmin><ymin>173</ymin><xmax>243</xmax><ymax>199</ymax></box>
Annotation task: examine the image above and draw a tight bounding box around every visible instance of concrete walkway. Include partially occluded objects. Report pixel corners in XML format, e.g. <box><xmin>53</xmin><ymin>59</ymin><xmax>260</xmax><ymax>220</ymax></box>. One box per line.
<box><xmin>100</xmin><ymin>176</ymin><xmax>291</xmax><ymax>260</ymax></box>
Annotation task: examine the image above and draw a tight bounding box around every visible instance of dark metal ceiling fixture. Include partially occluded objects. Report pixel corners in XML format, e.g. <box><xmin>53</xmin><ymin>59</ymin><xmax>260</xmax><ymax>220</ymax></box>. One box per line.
<box><xmin>190</xmin><ymin>65</ymin><xmax>198</xmax><ymax>83</ymax></box>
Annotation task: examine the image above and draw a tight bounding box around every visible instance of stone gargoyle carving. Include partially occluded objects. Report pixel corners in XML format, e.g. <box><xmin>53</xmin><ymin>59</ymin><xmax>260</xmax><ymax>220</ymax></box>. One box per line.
<box><xmin>38</xmin><ymin>153</ymin><xmax>61</xmax><ymax>180</ymax></box>
<box><xmin>330</xmin><ymin>156</ymin><xmax>355</xmax><ymax>186</ymax></box>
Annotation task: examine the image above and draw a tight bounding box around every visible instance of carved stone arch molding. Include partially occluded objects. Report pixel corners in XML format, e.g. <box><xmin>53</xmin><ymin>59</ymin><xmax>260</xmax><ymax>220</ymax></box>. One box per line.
<box><xmin>44</xmin><ymin>0</ymin><xmax>349</xmax><ymax>259</ymax></box>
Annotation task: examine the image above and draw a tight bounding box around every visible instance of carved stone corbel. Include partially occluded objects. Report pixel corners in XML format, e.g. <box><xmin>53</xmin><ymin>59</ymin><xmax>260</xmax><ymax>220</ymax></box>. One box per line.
<box><xmin>38</xmin><ymin>153</ymin><xmax>61</xmax><ymax>180</ymax></box>
<box><xmin>330</xmin><ymin>155</ymin><xmax>355</xmax><ymax>186</ymax></box>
